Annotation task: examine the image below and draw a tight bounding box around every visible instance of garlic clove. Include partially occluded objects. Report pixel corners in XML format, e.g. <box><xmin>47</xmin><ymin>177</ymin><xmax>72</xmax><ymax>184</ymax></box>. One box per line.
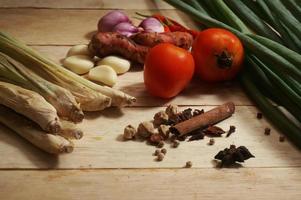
<box><xmin>97</xmin><ymin>56</ymin><xmax>131</xmax><ymax>74</ymax></box>
<box><xmin>88</xmin><ymin>65</ymin><xmax>117</xmax><ymax>87</ymax></box>
<box><xmin>66</xmin><ymin>44</ymin><xmax>91</xmax><ymax>57</ymax></box>
<box><xmin>63</xmin><ymin>55</ymin><xmax>94</xmax><ymax>75</ymax></box>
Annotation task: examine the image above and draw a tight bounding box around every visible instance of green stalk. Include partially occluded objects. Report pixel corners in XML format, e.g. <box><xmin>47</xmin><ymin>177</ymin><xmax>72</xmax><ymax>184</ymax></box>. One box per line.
<box><xmin>255</xmin><ymin>0</ymin><xmax>299</xmax><ymax>51</ymax></box>
<box><xmin>251</xmin><ymin>56</ymin><xmax>301</xmax><ymax>110</ymax></box>
<box><xmin>224</xmin><ymin>0</ymin><xmax>282</xmax><ymax>43</ymax></box>
<box><xmin>280</xmin><ymin>21</ymin><xmax>301</xmax><ymax>53</ymax></box>
<box><xmin>281</xmin><ymin>0</ymin><xmax>301</xmax><ymax>23</ymax></box>
<box><xmin>164</xmin><ymin>0</ymin><xmax>301</xmax><ymax>81</ymax></box>
<box><xmin>248</xmin><ymin>34</ymin><xmax>301</xmax><ymax>68</ymax></box>
<box><xmin>264</xmin><ymin>0</ymin><xmax>301</xmax><ymax>37</ymax></box>
<box><xmin>240</xmin><ymin>72</ymin><xmax>301</xmax><ymax>148</ymax></box>
<box><xmin>246</xmin><ymin>56</ymin><xmax>301</xmax><ymax>123</ymax></box>
<box><xmin>208</xmin><ymin>0</ymin><xmax>251</xmax><ymax>33</ymax></box>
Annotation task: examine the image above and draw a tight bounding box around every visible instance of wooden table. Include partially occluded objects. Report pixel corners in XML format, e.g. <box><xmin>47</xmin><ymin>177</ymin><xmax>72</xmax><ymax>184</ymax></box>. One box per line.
<box><xmin>0</xmin><ymin>1</ymin><xmax>300</xmax><ymax>199</ymax></box>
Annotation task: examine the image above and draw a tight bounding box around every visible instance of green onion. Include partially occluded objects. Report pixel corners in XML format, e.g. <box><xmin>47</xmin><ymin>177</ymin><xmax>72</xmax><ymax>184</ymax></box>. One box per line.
<box><xmin>224</xmin><ymin>0</ymin><xmax>282</xmax><ymax>43</ymax></box>
<box><xmin>240</xmin><ymin>72</ymin><xmax>301</xmax><ymax>148</ymax></box>
<box><xmin>264</xmin><ymin>0</ymin><xmax>301</xmax><ymax>37</ymax></box>
<box><xmin>254</xmin><ymin>0</ymin><xmax>299</xmax><ymax>52</ymax></box>
<box><xmin>245</xmin><ymin>56</ymin><xmax>301</xmax><ymax>123</ymax></box>
<box><xmin>281</xmin><ymin>0</ymin><xmax>301</xmax><ymax>23</ymax></box>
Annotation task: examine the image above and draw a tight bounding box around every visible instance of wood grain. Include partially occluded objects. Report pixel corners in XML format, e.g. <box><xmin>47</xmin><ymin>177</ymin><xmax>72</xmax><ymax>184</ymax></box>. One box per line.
<box><xmin>0</xmin><ymin>9</ymin><xmax>197</xmax><ymax>45</ymax></box>
<box><xmin>1</xmin><ymin>168</ymin><xmax>301</xmax><ymax>200</ymax></box>
<box><xmin>0</xmin><ymin>106</ymin><xmax>300</xmax><ymax>169</ymax></box>
<box><xmin>0</xmin><ymin>0</ymin><xmax>174</xmax><ymax>9</ymax></box>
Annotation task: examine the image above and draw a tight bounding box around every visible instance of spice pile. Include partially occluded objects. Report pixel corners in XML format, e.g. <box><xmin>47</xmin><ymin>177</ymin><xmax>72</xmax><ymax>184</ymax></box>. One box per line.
<box><xmin>123</xmin><ymin>102</ymin><xmax>255</xmax><ymax>167</ymax></box>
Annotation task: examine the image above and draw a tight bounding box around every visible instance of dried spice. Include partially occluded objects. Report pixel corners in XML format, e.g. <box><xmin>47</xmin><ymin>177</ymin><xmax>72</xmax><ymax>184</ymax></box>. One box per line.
<box><xmin>256</xmin><ymin>112</ymin><xmax>263</xmax><ymax>119</ymax></box>
<box><xmin>208</xmin><ymin>138</ymin><xmax>215</xmax><ymax>145</ymax></box>
<box><xmin>264</xmin><ymin>127</ymin><xmax>271</xmax><ymax>135</ymax></box>
<box><xmin>188</xmin><ymin>132</ymin><xmax>205</xmax><ymax>141</ymax></box>
<box><xmin>154</xmin><ymin>149</ymin><xmax>161</xmax><ymax>156</ymax></box>
<box><xmin>158</xmin><ymin>124</ymin><xmax>170</xmax><ymax>139</ymax></box>
<box><xmin>123</xmin><ymin>125</ymin><xmax>136</xmax><ymax>140</ymax></box>
<box><xmin>226</xmin><ymin>125</ymin><xmax>236</xmax><ymax>137</ymax></box>
<box><xmin>165</xmin><ymin>104</ymin><xmax>179</xmax><ymax>118</ymax></box>
<box><xmin>203</xmin><ymin>126</ymin><xmax>226</xmax><ymax>137</ymax></box>
<box><xmin>153</xmin><ymin>111</ymin><xmax>169</xmax><ymax>126</ymax></box>
<box><xmin>214</xmin><ymin>145</ymin><xmax>254</xmax><ymax>167</ymax></box>
<box><xmin>149</xmin><ymin>133</ymin><xmax>163</xmax><ymax>144</ymax></box>
<box><xmin>137</xmin><ymin>121</ymin><xmax>155</xmax><ymax>139</ymax></box>
<box><xmin>172</xmin><ymin>140</ymin><xmax>180</xmax><ymax>148</ymax></box>
<box><xmin>193</xmin><ymin>109</ymin><xmax>204</xmax><ymax>116</ymax></box>
<box><xmin>185</xmin><ymin>161</ymin><xmax>192</xmax><ymax>168</ymax></box>
<box><xmin>168</xmin><ymin>108</ymin><xmax>193</xmax><ymax>125</ymax></box>
<box><xmin>161</xmin><ymin>148</ymin><xmax>167</xmax><ymax>155</ymax></box>
<box><xmin>157</xmin><ymin>141</ymin><xmax>164</xmax><ymax>148</ymax></box>
<box><xmin>171</xmin><ymin>102</ymin><xmax>235</xmax><ymax>137</ymax></box>
<box><xmin>157</xmin><ymin>153</ymin><xmax>164</xmax><ymax>161</ymax></box>
<box><xmin>279</xmin><ymin>135</ymin><xmax>285</xmax><ymax>142</ymax></box>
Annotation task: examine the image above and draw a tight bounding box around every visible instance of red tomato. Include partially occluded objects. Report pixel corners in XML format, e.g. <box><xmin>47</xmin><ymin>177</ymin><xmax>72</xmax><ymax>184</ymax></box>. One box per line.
<box><xmin>192</xmin><ymin>28</ymin><xmax>244</xmax><ymax>82</ymax></box>
<box><xmin>144</xmin><ymin>43</ymin><xmax>195</xmax><ymax>98</ymax></box>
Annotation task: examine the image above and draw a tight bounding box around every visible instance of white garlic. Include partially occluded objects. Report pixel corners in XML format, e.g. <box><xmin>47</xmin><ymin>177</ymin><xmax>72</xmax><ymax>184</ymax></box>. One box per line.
<box><xmin>63</xmin><ymin>55</ymin><xmax>94</xmax><ymax>74</ymax></box>
<box><xmin>88</xmin><ymin>65</ymin><xmax>117</xmax><ymax>87</ymax></box>
<box><xmin>66</xmin><ymin>44</ymin><xmax>91</xmax><ymax>57</ymax></box>
<box><xmin>97</xmin><ymin>56</ymin><xmax>130</xmax><ymax>74</ymax></box>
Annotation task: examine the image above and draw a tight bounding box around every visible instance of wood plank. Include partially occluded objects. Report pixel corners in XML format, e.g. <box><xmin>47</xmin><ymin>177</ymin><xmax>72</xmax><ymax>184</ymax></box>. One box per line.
<box><xmin>0</xmin><ymin>0</ymin><xmax>174</xmax><ymax>9</ymax></box>
<box><xmin>0</xmin><ymin>106</ymin><xmax>300</xmax><ymax>169</ymax></box>
<box><xmin>0</xmin><ymin>9</ymin><xmax>196</xmax><ymax>45</ymax></box>
<box><xmin>27</xmin><ymin>45</ymin><xmax>251</xmax><ymax>106</ymax></box>
<box><xmin>0</xmin><ymin>168</ymin><xmax>301</xmax><ymax>200</ymax></box>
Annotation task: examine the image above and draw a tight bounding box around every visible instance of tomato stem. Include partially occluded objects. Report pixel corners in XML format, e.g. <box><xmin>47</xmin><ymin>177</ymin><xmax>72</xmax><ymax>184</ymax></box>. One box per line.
<box><xmin>216</xmin><ymin>50</ymin><xmax>233</xmax><ymax>68</ymax></box>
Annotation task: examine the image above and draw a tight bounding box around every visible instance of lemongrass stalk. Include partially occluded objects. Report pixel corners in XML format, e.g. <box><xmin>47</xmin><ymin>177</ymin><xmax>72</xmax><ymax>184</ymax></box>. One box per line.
<box><xmin>0</xmin><ymin>81</ymin><xmax>61</xmax><ymax>134</ymax></box>
<box><xmin>0</xmin><ymin>32</ymin><xmax>135</xmax><ymax>107</ymax></box>
<box><xmin>0</xmin><ymin>35</ymin><xmax>112</xmax><ymax>111</ymax></box>
<box><xmin>59</xmin><ymin>120</ymin><xmax>83</xmax><ymax>140</ymax></box>
<box><xmin>0</xmin><ymin>105</ymin><xmax>74</xmax><ymax>154</ymax></box>
<box><xmin>0</xmin><ymin>53</ymin><xmax>84</xmax><ymax>122</ymax></box>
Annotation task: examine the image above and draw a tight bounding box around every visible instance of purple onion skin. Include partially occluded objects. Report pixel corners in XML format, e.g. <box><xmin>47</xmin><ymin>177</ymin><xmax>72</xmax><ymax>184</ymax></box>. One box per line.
<box><xmin>139</xmin><ymin>17</ymin><xmax>164</xmax><ymax>33</ymax></box>
<box><xmin>112</xmin><ymin>22</ymin><xmax>139</xmax><ymax>37</ymax></box>
<box><xmin>98</xmin><ymin>11</ymin><xmax>130</xmax><ymax>32</ymax></box>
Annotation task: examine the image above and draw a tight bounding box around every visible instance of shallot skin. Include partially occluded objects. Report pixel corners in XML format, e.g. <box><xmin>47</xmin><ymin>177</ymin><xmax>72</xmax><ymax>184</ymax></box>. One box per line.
<box><xmin>98</xmin><ymin>10</ymin><xmax>130</xmax><ymax>32</ymax></box>
<box><xmin>139</xmin><ymin>17</ymin><xmax>164</xmax><ymax>33</ymax></box>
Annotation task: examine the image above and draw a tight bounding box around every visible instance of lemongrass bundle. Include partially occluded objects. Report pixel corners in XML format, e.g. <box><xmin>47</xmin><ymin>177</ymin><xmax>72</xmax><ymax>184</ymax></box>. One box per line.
<box><xmin>0</xmin><ymin>32</ymin><xmax>131</xmax><ymax>108</ymax></box>
<box><xmin>0</xmin><ymin>81</ymin><xmax>61</xmax><ymax>133</ymax></box>
<box><xmin>0</xmin><ymin>53</ymin><xmax>84</xmax><ymax>122</ymax></box>
<box><xmin>0</xmin><ymin>105</ymin><xmax>73</xmax><ymax>154</ymax></box>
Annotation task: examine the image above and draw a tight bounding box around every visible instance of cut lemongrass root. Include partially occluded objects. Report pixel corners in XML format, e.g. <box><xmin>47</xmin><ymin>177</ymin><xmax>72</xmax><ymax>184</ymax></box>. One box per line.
<box><xmin>0</xmin><ymin>53</ymin><xmax>84</xmax><ymax>123</ymax></box>
<box><xmin>0</xmin><ymin>32</ymin><xmax>136</xmax><ymax>107</ymax></box>
<box><xmin>59</xmin><ymin>120</ymin><xmax>83</xmax><ymax>140</ymax></box>
<box><xmin>0</xmin><ymin>81</ymin><xmax>61</xmax><ymax>134</ymax></box>
<box><xmin>0</xmin><ymin>105</ymin><xmax>74</xmax><ymax>154</ymax></box>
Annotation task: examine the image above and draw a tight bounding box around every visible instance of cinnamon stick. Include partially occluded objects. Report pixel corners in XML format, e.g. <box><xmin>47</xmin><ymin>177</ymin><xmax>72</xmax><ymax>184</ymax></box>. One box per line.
<box><xmin>172</xmin><ymin>102</ymin><xmax>235</xmax><ymax>136</ymax></box>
